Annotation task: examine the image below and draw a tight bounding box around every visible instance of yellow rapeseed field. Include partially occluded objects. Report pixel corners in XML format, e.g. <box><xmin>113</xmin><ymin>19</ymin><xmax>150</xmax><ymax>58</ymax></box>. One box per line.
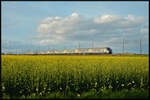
<box><xmin>1</xmin><ymin>55</ymin><xmax>149</xmax><ymax>99</ymax></box>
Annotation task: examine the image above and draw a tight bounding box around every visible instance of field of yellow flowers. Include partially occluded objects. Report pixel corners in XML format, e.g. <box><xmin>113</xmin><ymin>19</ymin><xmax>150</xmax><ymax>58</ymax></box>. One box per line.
<box><xmin>1</xmin><ymin>55</ymin><xmax>149</xmax><ymax>99</ymax></box>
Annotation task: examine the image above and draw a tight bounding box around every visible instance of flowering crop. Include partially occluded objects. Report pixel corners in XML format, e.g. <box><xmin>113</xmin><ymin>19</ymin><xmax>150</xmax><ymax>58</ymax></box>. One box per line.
<box><xmin>1</xmin><ymin>55</ymin><xmax>149</xmax><ymax>99</ymax></box>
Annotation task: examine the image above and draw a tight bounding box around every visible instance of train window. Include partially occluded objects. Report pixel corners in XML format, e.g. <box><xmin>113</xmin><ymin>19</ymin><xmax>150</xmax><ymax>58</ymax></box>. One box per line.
<box><xmin>107</xmin><ymin>48</ymin><xmax>110</xmax><ymax>50</ymax></box>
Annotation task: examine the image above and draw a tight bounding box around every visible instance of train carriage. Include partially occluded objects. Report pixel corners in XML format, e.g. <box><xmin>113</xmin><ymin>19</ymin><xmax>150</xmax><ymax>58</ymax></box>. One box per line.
<box><xmin>33</xmin><ymin>47</ymin><xmax>112</xmax><ymax>55</ymax></box>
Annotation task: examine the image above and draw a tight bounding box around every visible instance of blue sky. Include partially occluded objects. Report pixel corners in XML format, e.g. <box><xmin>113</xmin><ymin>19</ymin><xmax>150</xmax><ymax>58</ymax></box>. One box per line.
<box><xmin>2</xmin><ymin>1</ymin><xmax>149</xmax><ymax>54</ymax></box>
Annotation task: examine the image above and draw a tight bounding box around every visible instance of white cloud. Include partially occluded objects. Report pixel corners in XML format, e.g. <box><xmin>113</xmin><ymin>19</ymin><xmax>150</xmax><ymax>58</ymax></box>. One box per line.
<box><xmin>71</xmin><ymin>12</ymin><xmax>79</xmax><ymax>17</ymax></box>
<box><xmin>94</xmin><ymin>14</ymin><xmax>121</xmax><ymax>24</ymax></box>
<box><xmin>125</xmin><ymin>14</ymin><xmax>144</xmax><ymax>23</ymax></box>
<box><xmin>37</xmin><ymin>12</ymin><xmax>81</xmax><ymax>36</ymax></box>
<box><xmin>33</xmin><ymin>12</ymin><xmax>146</xmax><ymax>52</ymax></box>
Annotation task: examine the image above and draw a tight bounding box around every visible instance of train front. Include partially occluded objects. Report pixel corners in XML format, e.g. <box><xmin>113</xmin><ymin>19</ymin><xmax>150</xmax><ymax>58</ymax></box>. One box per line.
<box><xmin>105</xmin><ymin>47</ymin><xmax>112</xmax><ymax>54</ymax></box>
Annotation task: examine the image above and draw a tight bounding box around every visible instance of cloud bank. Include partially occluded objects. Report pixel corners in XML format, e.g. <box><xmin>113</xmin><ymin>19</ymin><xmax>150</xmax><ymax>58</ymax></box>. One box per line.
<box><xmin>35</xmin><ymin>13</ymin><xmax>146</xmax><ymax>47</ymax></box>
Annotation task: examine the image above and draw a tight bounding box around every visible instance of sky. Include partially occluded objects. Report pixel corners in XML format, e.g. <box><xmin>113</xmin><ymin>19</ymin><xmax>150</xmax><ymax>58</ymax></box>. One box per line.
<box><xmin>1</xmin><ymin>1</ymin><xmax>149</xmax><ymax>54</ymax></box>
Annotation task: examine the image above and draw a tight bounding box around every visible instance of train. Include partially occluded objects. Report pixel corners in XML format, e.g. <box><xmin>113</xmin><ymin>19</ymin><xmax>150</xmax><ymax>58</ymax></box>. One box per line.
<box><xmin>25</xmin><ymin>47</ymin><xmax>112</xmax><ymax>55</ymax></box>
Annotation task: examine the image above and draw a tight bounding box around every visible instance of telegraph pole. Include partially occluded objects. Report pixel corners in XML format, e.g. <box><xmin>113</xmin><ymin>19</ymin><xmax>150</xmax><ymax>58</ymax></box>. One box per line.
<box><xmin>92</xmin><ymin>41</ymin><xmax>94</xmax><ymax>48</ymax></box>
<box><xmin>78</xmin><ymin>42</ymin><xmax>80</xmax><ymax>49</ymax></box>
<box><xmin>122</xmin><ymin>38</ymin><xmax>125</xmax><ymax>54</ymax></box>
<box><xmin>140</xmin><ymin>40</ymin><xmax>142</xmax><ymax>54</ymax></box>
<box><xmin>16</xmin><ymin>49</ymin><xmax>17</xmax><ymax>55</ymax></box>
<box><xmin>39</xmin><ymin>44</ymin><xmax>40</xmax><ymax>52</ymax></box>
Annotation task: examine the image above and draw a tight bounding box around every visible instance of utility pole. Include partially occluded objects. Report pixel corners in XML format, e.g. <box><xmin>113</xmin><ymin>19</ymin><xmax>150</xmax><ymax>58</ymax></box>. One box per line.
<box><xmin>78</xmin><ymin>42</ymin><xmax>80</xmax><ymax>49</ymax></box>
<box><xmin>16</xmin><ymin>49</ymin><xmax>17</xmax><ymax>55</ymax></box>
<box><xmin>92</xmin><ymin>41</ymin><xmax>94</xmax><ymax>48</ymax></box>
<box><xmin>39</xmin><ymin>44</ymin><xmax>40</xmax><ymax>52</ymax></box>
<box><xmin>122</xmin><ymin>38</ymin><xmax>125</xmax><ymax>54</ymax></box>
<box><xmin>140</xmin><ymin>40</ymin><xmax>142</xmax><ymax>54</ymax></box>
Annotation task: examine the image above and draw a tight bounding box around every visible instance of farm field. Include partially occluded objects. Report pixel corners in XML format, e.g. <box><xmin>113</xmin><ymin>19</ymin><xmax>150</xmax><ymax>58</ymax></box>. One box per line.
<box><xmin>1</xmin><ymin>55</ymin><xmax>149</xmax><ymax>99</ymax></box>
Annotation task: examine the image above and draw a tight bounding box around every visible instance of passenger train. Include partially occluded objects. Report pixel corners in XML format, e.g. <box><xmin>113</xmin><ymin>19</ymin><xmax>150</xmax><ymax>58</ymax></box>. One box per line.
<box><xmin>37</xmin><ymin>47</ymin><xmax>112</xmax><ymax>55</ymax></box>
<box><xmin>25</xmin><ymin>47</ymin><xmax>112</xmax><ymax>55</ymax></box>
